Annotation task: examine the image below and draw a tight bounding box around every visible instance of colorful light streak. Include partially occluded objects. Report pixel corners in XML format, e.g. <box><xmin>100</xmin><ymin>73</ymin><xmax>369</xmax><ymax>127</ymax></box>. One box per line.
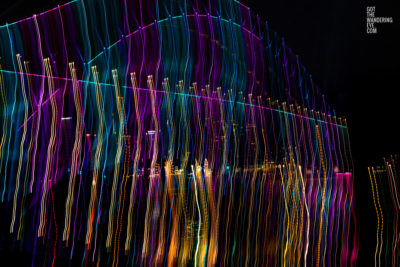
<box><xmin>368</xmin><ymin>155</ymin><xmax>400</xmax><ymax>267</ymax></box>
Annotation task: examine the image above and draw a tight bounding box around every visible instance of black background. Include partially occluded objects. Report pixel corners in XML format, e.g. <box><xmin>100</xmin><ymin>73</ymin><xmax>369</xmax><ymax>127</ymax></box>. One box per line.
<box><xmin>1</xmin><ymin>0</ymin><xmax>399</xmax><ymax>265</ymax></box>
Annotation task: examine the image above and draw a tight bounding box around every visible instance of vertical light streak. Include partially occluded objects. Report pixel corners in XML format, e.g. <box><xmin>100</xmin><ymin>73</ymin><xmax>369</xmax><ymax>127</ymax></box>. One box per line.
<box><xmin>106</xmin><ymin>69</ymin><xmax>125</xmax><ymax>249</ymax></box>
<box><xmin>10</xmin><ymin>54</ymin><xmax>29</xmax><ymax>233</ymax></box>
<box><xmin>316</xmin><ymin>124</ymin><xmax>328</xmax><ymax>267</ymax></box>
<box><xmin>16</xmin><ymin>60</ymin><xmax>35</xmax><ymax>240</ymax></box>
<box><xmin>141</xmin><ymin>75</ymin><xmax>159</xmax><ymax>264</ymax></box>
<box><xmin>63</xmin><ymin>62</ymin><xmax>83</xmax><ymax>243</ymax></box>
<box><xmin>85</xmin><ymin>66</ymin><xmax>105</xmax><ymax>246</ymax></box>
<box><xmin>38</xmin><ymin>58</ymin><xmax>58</xmax><ymax>238</ymax></box>
<box><xmin>369</xmin><ymin>167</ymin><xmax>381</xmax><ymax>267</ymax></box>
<box><xmin>125</xmin><ymin>73</ymin><xmax>141</xmax><ymax>251</ymax></box>
<box><xmin>0</xmin><ymin>61</ymin><xmax>8</xmax><ymax>198</ymax></box>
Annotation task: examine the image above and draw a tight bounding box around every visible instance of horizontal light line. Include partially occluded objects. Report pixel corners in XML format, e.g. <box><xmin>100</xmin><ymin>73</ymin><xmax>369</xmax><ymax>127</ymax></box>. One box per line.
<box><xmin>0</xmin><ymin>69</ymin><xmax>346</xmax><ymax>129</ymax></box>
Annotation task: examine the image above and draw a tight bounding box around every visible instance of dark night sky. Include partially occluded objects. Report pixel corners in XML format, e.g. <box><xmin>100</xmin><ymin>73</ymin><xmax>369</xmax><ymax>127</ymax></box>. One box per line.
<box><xmin>0</xmin><ymin>0</ymin><xmax>399</xmax><ymax>264</ymax></box>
